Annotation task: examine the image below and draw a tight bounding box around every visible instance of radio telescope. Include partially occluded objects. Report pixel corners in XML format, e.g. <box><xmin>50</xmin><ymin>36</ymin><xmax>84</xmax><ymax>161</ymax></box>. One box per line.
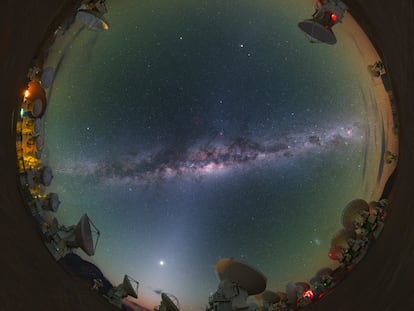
<box><xmin>286</xmin><ymin>282</ymin><xmax>298</xmax><ymax>305</ymax></box>
<box><xmin>17</xmin><ymin>117</ymin><xmax>42</xmax><ymax>136</ymax></box>
<box><xmin>46</xmin><ymin>214</ymin><xmax>100</xmax><ymax>259</ymax></box>
<box><xmin>34</xmin><ymin>192</ymin><xmax>61</xmax><ymax>212</ymax></box>
<box><xmin>342</xmin><ymin>199</ymin><xmax>370</xmax><ymax>231</ymax></box>
<box><xmin>310</xmin><ymin>267</ymin><xmax>334</xmax><ymax>291</ymax></box>
<box><xmin>107</xmin><ymin>275</ymin><xmax>139</xmax><ymax>308</ymax></box>
<box><xmin>261</xmin><ymin>290</ymin><xmax>281</xmax><ymax>310</ymax></box>
<box><xmin>77</xmin><ymin>10</ymin><xmax>110</xmax><ymax>31</ymax></box>
<box><xmin>298</xmin><ymin>0</ymin><xmax>348</xmax><ymax>44</ymax></box>
<box><xmin>40</xmin><ymin>67</ymin><xmax>55</xmax><ymax>89</ymax></box>
<box><xmin>331</xmin><ymin>228</ymin><xmax>356</xmax><ymax>250</ymax></box>
<box><xmin>154</xmin><ymin>292</ymin><xmax>180</xmax><ymax>311</ymax></box>
<box><xmin>21</xmin><ymin>98</ymin><xmax>44</xmax><ymax>118</ymax></box>
<box><xmin>207</xmin><ymin>258</ymin><xmax>266</xmax><ymax>311</ymax></box>
<box><xmin>26</xmin><ymin>166</ymin><xmax>53</xmax><ymax>188</ymax></box>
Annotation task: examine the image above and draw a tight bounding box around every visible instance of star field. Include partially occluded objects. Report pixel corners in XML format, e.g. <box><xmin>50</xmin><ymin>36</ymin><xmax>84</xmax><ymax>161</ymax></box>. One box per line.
<box><xmin>43</xmin><ymin>1</ymin><xmax>385</xmax><ymax>310</ymax></box>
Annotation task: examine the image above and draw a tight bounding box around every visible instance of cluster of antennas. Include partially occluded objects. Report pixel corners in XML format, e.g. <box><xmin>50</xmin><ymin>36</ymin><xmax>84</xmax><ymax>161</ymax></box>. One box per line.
<box><xmin>328</xmin><ymin>199</ymin><xmax>388</xmax><ymax>267</ymax></box>
<box><xmin>15</xmin><ymin>2</ymin><xmax>139</xmax><ymax>311</ymax></box>
<box><xmin>16</xmin><ymin>72</ymin><xmax>101</xmax><ymax>262</ymax></box>
<box><xmin>17</xmin><ymin>80</ymin><xmax>47</xmax><ymax>175</ymax></box>
<box><xmin>298</xmin><ymin>0</ymin><xmax>348</xmax><ymax>44</ymax></box>
<box><xmin>101</xmin><ymin>258</ymin><xmax>338</xmax><ymax>311</ymax></box>
<box><xmin>206</xmin><ymin>258</ymin><xmax>333</xmax><ymax>311</ymax></box>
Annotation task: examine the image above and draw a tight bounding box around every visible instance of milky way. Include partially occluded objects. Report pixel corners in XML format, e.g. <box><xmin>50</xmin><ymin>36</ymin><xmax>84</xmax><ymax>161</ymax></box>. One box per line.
<box><xmin>56</xmin><ymin>123</ymin><xmax>361</xmax><ymax>184</ymax></box>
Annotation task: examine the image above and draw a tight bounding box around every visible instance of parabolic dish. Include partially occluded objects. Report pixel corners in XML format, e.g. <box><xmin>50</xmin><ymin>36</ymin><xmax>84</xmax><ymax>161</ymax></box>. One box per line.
<box><xmin>49</xmin><ymin>193</ymin><xmax>60</xmax><ymax>212</ymax></box>
<box><xmin>342</xmin><ymin>199</ymin><xmax>370</xmax><ymax>231</ymax></box>
<box><xmin>262</xmin><ymin>290</ymin><xmax>281</xmax><ymax>303</ymax></box>
<box><xmin>74</xmin><ymin>213</ymin><xmax>95</xmax><ymax>256</ymax></box>
<box><xmin>286</xmin><ymin>282</ymin><xmax>298</xmax><ymax>303</ymax></box>
<box><xmin>33</xmin><ymin>118</ymin><xmax>42</xmax><ymax>133</ymax></box>
<box><xmin>27</xmin><ymin>80</ymin><xmax>46</xmax><ymax>100</ymax></box>
<box><xmin>31</xmin><ymin>99</ymin><xmax>44</xmax><ymax>118</ymax></box>
<box><xmin>161</xmin><ymin>293</ymin><xmax>180</xmax><ymax>311</ymax></box>
<box><xmin>295</xmin><ymin>282</ymin><xmax>310</xmax><ymax>292</ymax></box>
<box><xmin>331</xmin><ymin>228</ymin><xmax>355</xmax><ymax>250</ymax></box>
<box><xmin>35</xmin><ymin>135</ymin><xmax>44</xmax><ymax>151</ymax></box>
<box><xmin>41</xmin><ymin>166</ymin><xmax>53</xmax><ymax>186</ymax></box>
<box><xmin>328</xmin><ymin>245</ymin><xmax>343</xmax><ymax>260</ymax></box>
<box><xmin>315</xmin><ymin>267</ymin><xmax>333</xmax><ymax>279</ymax></box>
<box><xmin>215</xmin><ymin>258</ymin><xmax>267</xmax><ymax>295</ymax></box>
<box><xmin>298</xmin><ymin>19</ymin><xmax>337</xmax><ymax>44</ymax></box>
<box><xmin>41</xmin><ymin>67</ymin><xmax>55</xmax><ymax>89</ymax></box>
<box><xmin>77</xmin><ymin>10</ymin><xmax>109</xmax><ymax>31</ymax></box>
<box><xmin>122</xmin><ymin>275</ymin><xmax>138</xmax><ymax>298</ymax></box>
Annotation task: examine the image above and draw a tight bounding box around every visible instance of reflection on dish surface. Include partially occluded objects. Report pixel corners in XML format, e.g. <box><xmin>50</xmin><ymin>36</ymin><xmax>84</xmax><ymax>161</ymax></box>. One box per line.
<box><xmin>41</xmin><ymin>0</ymin><xmax>397</xmax><ymax>309</ymax></box>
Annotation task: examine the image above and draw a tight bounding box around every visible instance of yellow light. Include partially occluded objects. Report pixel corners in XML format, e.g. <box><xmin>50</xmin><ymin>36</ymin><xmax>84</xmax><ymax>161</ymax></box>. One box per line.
<box><xmin>24</xmin><ymin>89</ymin><xmax>30</xmax><ymax>98</ymax></box>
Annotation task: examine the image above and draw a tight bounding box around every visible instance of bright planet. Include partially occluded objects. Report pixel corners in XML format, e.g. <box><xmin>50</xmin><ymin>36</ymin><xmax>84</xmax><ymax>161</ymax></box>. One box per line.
<box><xmin>42</xmin><ymin>0</ymin><xmax>396</xmax><ymax>310</ymax></box>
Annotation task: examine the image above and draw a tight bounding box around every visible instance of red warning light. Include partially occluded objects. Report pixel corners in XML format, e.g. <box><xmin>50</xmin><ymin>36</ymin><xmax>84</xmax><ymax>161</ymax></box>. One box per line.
<box><xmin>330</xmin><ymin>13</ymin><xmax>338</xmax><ymax>22</ymax></box>
<box><xmin>303</xmin><ymin>290</ymin><xmax>314</xmax><ymax>299</ymax></box>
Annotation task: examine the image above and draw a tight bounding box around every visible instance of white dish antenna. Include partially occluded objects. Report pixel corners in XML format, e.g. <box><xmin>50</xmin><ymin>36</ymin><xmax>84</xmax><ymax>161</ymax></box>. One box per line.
<box><xmin>45</xmin><ymin>214</ymin><xmax>100</xmax><ymax>260</ymax></box>
<box><xmin>58</xmin><ymin>214</ymin><xmax>100</xmax><ymax>256</ymax></box>
<box><xmin>341</xmin><ymin>199</ymin><xmax>370</xmax><ymax>231</ymax></box>
<box><xmin>298</xmin><ymin>0</ymin><xmax>348</xmax><ymax>44</ymax></box>
<box><xmin>26</xmin><ymin>166</ymin><xmax>53</xmax><ymax>188</ymax></box>
<box><xmin>48</xmin><ymin>193</ymin><xmax>61</xmax><ymax>212</ymax></box>
<box><xmin>295</xmin><ymin>282</ymin><xmax>310</xmax><ymax>291</ymax></box>
<box><xmin>310</xmin><ymin>267</ymin><xmax>334</xmax><ymax>289</ymax></box>
<box><xmin>107</xmin><ymin>275</ymin><xmax>139</xmax><ymax>308</ymax></box>
<box><xmin>35</xmin><ymin>192</ymin><xmax>61</xmax><ymax>212</ymax></box>
<box><xmin>208</xmin><ymin>258</ymin><xmax>266</xmax><ymax>311</ymax></box>
<box><xmin>215</xmin><ymin>258</ymin><xmax>267</xmax><ymax>295</ymax></box>
<box><xmin>41</xmin><ymin>67</ymin><xmax>55</xmax><ymax>89</ymax></box>
<box><xmin>72</xmin><ymin>214</ymin><xmax>97</xmax><ymax>255</ymax></box>
<box><xmin>41</xmin><ymin>165</ymin><xmax>53</xmax><ymax>186</ymax></box>
<box><xmin>158</xmin><ymin>293</ymin><xmax>180</xmax><ymax>311</ymax></box>
<box><xmin>30</xmin><ymin>135</ymin><xmax>45</xmax><ymax>153</ymax></box>
<box><xmin>22</xmin><ymin>98</ymin><xmax>44</xmax><ymax>118</ymax></box>
<box><xmin>121</xmin><ymin>274</ymin><xmax>139</xmax><ymax>299</ymax></box>
<box><xmin>77</xmin><ymin>10</ymin><xmax>109</xmax><ymax>31</ymax></box>
<box><xmin>298</xmin><ymin>20</ymin><xmax>336</xmax><ymax>44</ymax></box>
<box><xmin>331</xmin><ymin>228</ymin><xmax>355</xmax><ymax>250</ymax></box>
<box><xmin>286</xmin><ymin>282</ymin><xmax>298</xmax><ymax>305</ymax></box>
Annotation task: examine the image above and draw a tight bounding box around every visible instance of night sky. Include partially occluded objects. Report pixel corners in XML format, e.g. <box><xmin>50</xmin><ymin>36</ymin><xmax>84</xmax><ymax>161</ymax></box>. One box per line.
<box><xmin>43</xmin><ymin>1</ymin><xmax>385</xmax><ymax>309</ymax></box>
